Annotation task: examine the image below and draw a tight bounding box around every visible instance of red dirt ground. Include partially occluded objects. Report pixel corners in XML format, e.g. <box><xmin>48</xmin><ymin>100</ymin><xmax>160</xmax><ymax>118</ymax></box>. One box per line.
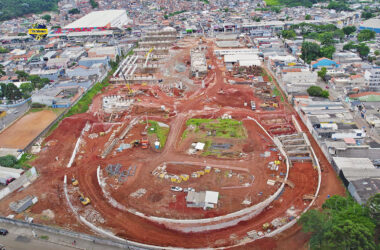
<box><xmin>0</xmin><ymin>38</ymin><xmax>346</xmax><ymax>249</ymax></box>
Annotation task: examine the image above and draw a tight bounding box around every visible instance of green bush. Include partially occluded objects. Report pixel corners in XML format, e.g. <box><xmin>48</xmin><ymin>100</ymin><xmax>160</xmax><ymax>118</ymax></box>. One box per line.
<box><xmin>31</xmin><ymin>103</ymin><xmax>46</xmax><ymax>108</ymax></box>
<box><xmin>0</xmin><ymin>155</ymin><xmax>18</xmax><ymax>168</ymax></box>
<box><xmin>307</xmin><ymin>86</ymin><xmax>329</xmax><ymax>98</ymax></box>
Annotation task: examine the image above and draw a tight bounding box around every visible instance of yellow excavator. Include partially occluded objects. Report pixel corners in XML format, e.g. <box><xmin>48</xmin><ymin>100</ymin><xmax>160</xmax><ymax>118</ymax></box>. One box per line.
<box><xmin>78</xmin><ymin>192</ymin><xmax>91</xmax><ymax>206</ymax></box>
<box><xmin>71</xmin><ymin>176</ymin><xmax>78</xmax><ymax>186</ymax></box>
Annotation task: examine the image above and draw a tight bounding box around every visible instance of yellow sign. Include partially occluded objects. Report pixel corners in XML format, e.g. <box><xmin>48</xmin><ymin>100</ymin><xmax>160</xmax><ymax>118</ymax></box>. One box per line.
<box><xmin>28</xmin><ymin>29</ymin><xmax>48</xmax><ymax>35</ymax></box>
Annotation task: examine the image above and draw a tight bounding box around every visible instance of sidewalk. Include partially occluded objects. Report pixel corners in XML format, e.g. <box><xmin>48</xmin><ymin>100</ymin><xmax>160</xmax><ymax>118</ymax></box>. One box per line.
<box><xmin>0</xmin><ymin>222</ymin><xmax>122</xmax><ymax>250</ymax></box>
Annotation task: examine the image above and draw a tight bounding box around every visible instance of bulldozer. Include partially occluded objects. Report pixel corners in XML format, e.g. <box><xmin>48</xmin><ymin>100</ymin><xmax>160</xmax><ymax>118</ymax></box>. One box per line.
<box><xmin>71</xmin><ymin>176</ymin><xmax>78</xmax><ymax>186</ymax></box>
<box><xmin>78</xmin><ymin>192</ymin><xmax>91</xmax><ymax>206</ymax></box>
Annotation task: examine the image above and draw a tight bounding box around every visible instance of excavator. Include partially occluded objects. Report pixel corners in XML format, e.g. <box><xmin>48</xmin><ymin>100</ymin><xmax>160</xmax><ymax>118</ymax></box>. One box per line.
<box><xmin>71</xmin><ymin>176</ymin><xmax>78</xmax><ymax>186</ymax></box>
<box><xmin>78</xmin><ymin>192</ymin><xmax>91</xmax><ymax>206</ymax></box>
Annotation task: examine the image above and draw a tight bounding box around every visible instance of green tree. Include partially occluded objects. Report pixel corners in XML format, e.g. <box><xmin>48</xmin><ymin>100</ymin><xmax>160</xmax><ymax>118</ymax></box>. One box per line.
<box><xmin>270</xmin><ymin>6</ymin><xmax>281</xmax><ymax>13</ymax></box>
<box><xmin>0</xmin><ymin>155</ymin><xmax>18</xmax><ymax>168</ymax></box>
<box><xmin>300</xmin><ymin>195</ymin><xmax>377</xmax><ymax>250</ymax></box>
<box><xmin>320</xmin><ymin>45</ymin><xmax>336</xmax><ymax>59</ymax></box>
<box><xmin>0</xmin><ymin>0</ymin><xmax>59</xmax><ymax>22</ymax></box>
<box><xmin>0</xmin><ymin>65</ymin><xmax>5</xmax><ymax>77</ymax></box>
<box><xmin>4</xmin><ymin>83</ymin><xmax>22</xmax><ymax>100</ymax></box>
<box><xmin>375</xmin><ymin>50</ymin><xmax>380</xmax><ymax>56</ymax></box>
<box><xmin>343</xmin><ymin>41</ymin><xmax>356</xmax><ymax>51</ymax></box>
<box><xmin>299</xmin><ymin>210</ymin><xmax>330</xmax><ymax>248</ymax></box>
<box><xmin>15</xmin><ymin>70</ymin><xmax>29</xmax><ymax>81</ymax></box>
<box><xmin>357</xmin><ymin>43</ymin><xmax>370</xmax><ymax>58</ymax></box>
<box><xmin>318</xmin><ymin>32</ymin><xmax>334</xmax><ymax>46</ymax></box>
<box><xmin>224</xmin><ymin>8</ymin><xmax>229</xmax><ymax>12</ymax></box>
<box><xmin>362</xmin><ymin>11</ymin><xmax>374</xmax><ymax>20</ymax></box>
<box><xmin>342</xmin><ymin>26</ymin><xmax>356</xmax><ymax>36</ymax></box>
<box><xmin>323</xmin><ymin>220</ymin><xmax>375</xmax><ymax>249</ymax></box>
<box><xmin>357</xmin><ymin>30</ymin><xmax>375</xmax><ymax>42</ymax></box>
<box><xmin>305</xmin><ymin>14</ymin><xmax>311</xmax><ymax>20</ymax></box>
<box><xmin>366</xmin><ymin>193</ymin><xmax>380</xmax><ymax>226</ymax></box>
<box><xmin>281</xmin><ymin>29</ymin><xmax>296</xmax><ymax>39</ymax></box>
<box><xmin>327</xmin><ymin>1</ymin><xmax>350</xmax><ymax>11</ymax></box>
<box><xmin>317</xmin><ymin>67</ymin><xmax>327</xmax><ymax>80</ymax></box>
<box><xmin>333</xmin><ymin>29</ymin><xmax>345</xmax><ymax>41</ymax></box>
<box><xmin>68</xmin><ymin>8</ymin><xmax>80</xmax><ymax>15</ymax></box>
<box><xmin>307</xmin><ymin>86</ymin><xmax>329</xmax><ymax>98</ymax></box>
<box><xmin>90</xmin><ymin>0</ymin><xmax>99</xmax><ymax>8</ymax></box>
<box><xmin>41</xmin><ymin>14</ymin><xmax>51</xmax><ymax>23</ymax></box>
<box><xmin>0</xmin><ymin>47</ymin><xmax>9</xmax><ymax>53</ymax></box>
<box><xmin>0</xmin><ymin>83</ymin><xmax>6</xmax><ymax>98</ymax></box>
<box><xmin>19</xmin><ymin>82</ymin><xmax>34</xmax><ymax>98</ymax></box>
<box><xmin>301</xmin><ymin>42</ymin><xmax>320</xmax><ymax>64</ymax></box>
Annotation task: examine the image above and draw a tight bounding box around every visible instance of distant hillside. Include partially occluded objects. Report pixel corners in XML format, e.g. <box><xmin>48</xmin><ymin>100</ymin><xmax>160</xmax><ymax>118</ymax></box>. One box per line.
<box><xmin>265</xmin><ymin>0</ymin><xmax>328</xmax><ymax>7</ymax></box>
<box><xmin>0</xmin><ymin>0</ymin><xmax>59</xmax><ymax>21</ymax></box>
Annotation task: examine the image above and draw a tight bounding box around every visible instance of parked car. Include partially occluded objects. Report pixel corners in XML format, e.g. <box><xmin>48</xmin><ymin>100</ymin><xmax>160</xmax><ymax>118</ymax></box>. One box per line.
<box><xmin>184</xmin><ymin>187</ymin><xmax>195</xmax><ymax>193</ymax></box>
<box><xmin>170</xmin><ymin>186</ymin><xmax>183</xmax><ymax>192</ymax></box>
<box><xmin>0</xmin><ymin>228</ymin><xmax>8</xmax><ymax>236</ymax></box>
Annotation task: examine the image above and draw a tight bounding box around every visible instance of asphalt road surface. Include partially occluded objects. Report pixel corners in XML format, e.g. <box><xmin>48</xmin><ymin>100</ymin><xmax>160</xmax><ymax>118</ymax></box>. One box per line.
<box><xmin>0</xmin><ymin>102</ymin><xmax>29</xmax><ymax>132</ymax></box>
<box><xmin>0</xmin><ymin>222</ymin><xmax>122</xmax><ymax>250</ymax></box>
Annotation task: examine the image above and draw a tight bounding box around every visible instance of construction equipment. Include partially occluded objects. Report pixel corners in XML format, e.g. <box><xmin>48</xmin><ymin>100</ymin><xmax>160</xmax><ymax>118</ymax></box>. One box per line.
<box><xmin>262</xmin><ymin>223</ymin><xmax>272</xmax><ymax>230</ymax></box>
<box><xmin>141</xmin><ymin>138</ymin><xmax>149</xmax><ymax>149</ymax></box>
<box><xmin>78</xmin><ymin>192</ymin><xmax>91</xmax><ymax>206</ymax></box>
<box><xmin>144</xmin><ymin>47</ymin><xmax>154</xmax><ymax>68</ymax></box>
<box><xmin>71</xmin><ymin>176</ymin><xmax>78</xmax><ymax>186</ymax></box>
<box><xmin>130</xmin><ymin>139</ymin><xmax>141</xmax><ymax>147</ymax></box>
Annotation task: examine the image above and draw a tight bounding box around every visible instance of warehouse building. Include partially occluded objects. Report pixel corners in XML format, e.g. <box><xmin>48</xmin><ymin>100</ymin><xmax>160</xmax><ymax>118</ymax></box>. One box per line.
<box><xmin>50</xmin><ymin>10</ymin><xmax>130</xmax><ymax>37</ymax></box>
<box><xmin>359</xmin><ymin>18</ymin><xmax>380</xmax><ymax>33</ymax></box>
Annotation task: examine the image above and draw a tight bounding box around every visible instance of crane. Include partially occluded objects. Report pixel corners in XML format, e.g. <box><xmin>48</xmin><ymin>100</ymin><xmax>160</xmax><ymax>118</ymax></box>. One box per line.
<box><xmin>144</xmin><ymin>47</ymin><xmax>154</xmax><ymax>68</ymax></box>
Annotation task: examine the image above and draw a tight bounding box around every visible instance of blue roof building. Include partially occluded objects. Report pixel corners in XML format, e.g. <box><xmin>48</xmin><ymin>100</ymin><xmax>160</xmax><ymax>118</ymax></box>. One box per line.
<box><xmin>311</xmin><ymin>57</ymin><xmax>339</xmax><ymax>69</ymax></box>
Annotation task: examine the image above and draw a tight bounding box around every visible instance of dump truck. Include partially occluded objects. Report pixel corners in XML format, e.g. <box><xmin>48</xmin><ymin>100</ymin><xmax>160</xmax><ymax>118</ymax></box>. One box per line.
<box><xmin>78</xmin><ymin>192</ymin><xmax>91</xmax><ymax>206</ymax></box>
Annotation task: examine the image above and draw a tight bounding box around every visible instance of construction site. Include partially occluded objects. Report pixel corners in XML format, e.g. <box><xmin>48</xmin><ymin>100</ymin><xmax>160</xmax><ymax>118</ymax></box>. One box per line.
<box><xmin>0</xmin><ymin>31</ymin><xmax>345</xmax><ymax>249</ymax></box>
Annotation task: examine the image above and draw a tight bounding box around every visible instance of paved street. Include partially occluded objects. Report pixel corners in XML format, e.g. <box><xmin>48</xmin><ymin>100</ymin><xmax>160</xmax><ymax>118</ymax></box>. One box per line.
<box><xmin>0</xmin><ymin>223</ymin><xmax>122</xmax><ymax>250</ymax></box>
<box><xmin>0</xmin><ymin>102</ymin><xmax>29</xmax><ymax>132</ymax></box>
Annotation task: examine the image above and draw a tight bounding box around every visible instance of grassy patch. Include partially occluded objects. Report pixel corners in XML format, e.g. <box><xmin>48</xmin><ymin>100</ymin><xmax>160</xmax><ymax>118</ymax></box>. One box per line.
<box><xmin>39</xmin><ymin>235</ymin><xmax>49</xmax><ymax>240</ymax></box>
<box><xmin>65</xmin><ymin>81</ymin><xmax>108</xmax><ymax>117</ymax></box>
<box><xmin>185</xmin><ymin>118</ymin><xmax>246</xmax><ymax>139</ymax></box>
<box><xmin>264</xmin><ymin>0</ymin><xmax>280</xmax><ymax>5</ymax></box>
<box><xmin>147</xmin><ymin>120</ymin><xmax>170</xmax><ymax>147</ymax></box>
<box><xmin>261</xmin><ymin>71</ymin><xmax>273</xmax><ymax>82</ymax></box>
<box><xmin>28</xmin><ymin>107</ymin><xmax>65</xmax><ymax>116</ymax></box>
<box><xmin>272</xmin><ymin>86</ymin><xmax>284</xmax><ymax>102</ymax></box>
<box><xmin>17</xmin><ymin>153</ymin><xmax>36</xmax><ymax>169</ymax></box>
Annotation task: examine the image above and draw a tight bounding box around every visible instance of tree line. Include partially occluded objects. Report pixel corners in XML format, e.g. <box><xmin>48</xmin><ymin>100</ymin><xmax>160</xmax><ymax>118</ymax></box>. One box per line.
<box><xmin>0</xmin><ymin>70</ymin><xmax>50</xmax><ymax>102</ymax></box>
<box><xmin>0</xmin><ymin>0</ymin><xmax>58</xmax><ymax>21</ymax></box>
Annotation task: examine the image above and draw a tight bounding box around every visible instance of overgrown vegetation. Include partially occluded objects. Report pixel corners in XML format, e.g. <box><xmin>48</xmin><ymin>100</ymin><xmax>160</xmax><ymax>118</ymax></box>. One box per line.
<box><xmin>0</xmin><ymin>153</ymin><xmax>35</xmax><ymax>169</ymax></box>
<box><xmin>264</xmin><ymin>0</ymin><xmax>280</xmax><ymax>6</ymax></box>
<box><xmin>164</xmin><ymin>10</ymin><xmax>186</xmax><ymax>19</ymax></box>
<box><xmin>185</xmin><ymin>118</ymin><xmax>246</xmax><ymax>139</ymax></box>
<box><xmin>307</xmin><ymin>86</ymin><xmax>329</xmax><ymax>98</ymax></box>
<box><xmin>343</xmin><ymin>42</ymin><xmax>370</xmax><ymax>58</ymax></box>
<box><xmin>65</xmin><ymin>80</ymin><xmax>108</xmax><ymax>117</ymax></box>
<box><xmin>299</xmin><ymin>194</ymin><xmax>379</xmax><ymax>249</ymax></box>
<box><xmin>89</xmin><ymin>0</ymin><xmax>99</xmax><ymax>8</ymax></box>
<box><xmin>0</xmin><ymin>0</ymin><xmax>58</xmax><ymax>21</ymax></box>
<box><xmin>147</xmin><ymin>120</ymin><xmax>170</xmax><ymax>147</ymax></box>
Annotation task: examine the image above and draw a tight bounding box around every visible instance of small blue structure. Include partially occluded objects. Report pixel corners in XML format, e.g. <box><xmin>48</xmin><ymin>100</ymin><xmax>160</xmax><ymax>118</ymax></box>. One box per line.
<box><xmin>311</xmin><ymin>57</ymin><xmax>339</xmax><ymax>69</ymax></box>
